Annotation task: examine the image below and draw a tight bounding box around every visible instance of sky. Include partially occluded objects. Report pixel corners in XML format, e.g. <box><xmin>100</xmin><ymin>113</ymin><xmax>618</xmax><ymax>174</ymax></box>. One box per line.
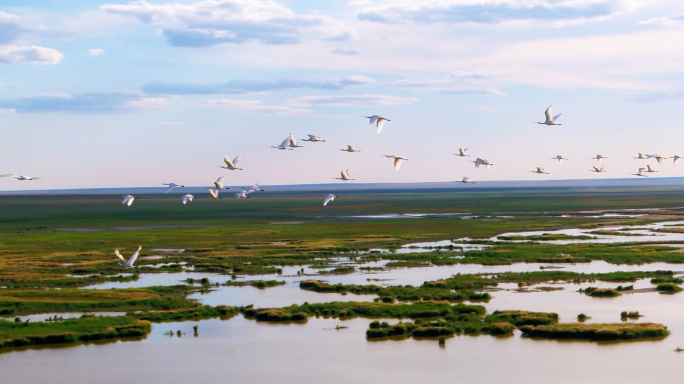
<box><xmin>3</xmin><ymin>0</ymin><xmax>684</xmax><ymax>190</ymax></box>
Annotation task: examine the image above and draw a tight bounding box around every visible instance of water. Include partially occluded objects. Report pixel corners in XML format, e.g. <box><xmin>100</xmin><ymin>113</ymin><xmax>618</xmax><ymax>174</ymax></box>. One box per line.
<box><xmin>5</xmin><ymin>287</ymin><xmax>684</xmax><ymax>384</ymax></box>
<box><xmin>9</xmin><ymin>219</ymin><xmax>684</xmax><ymax>382</ymax></box>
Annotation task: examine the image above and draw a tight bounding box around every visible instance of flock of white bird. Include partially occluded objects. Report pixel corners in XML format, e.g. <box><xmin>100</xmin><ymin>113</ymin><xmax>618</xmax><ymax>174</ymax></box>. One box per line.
<box><xmin>3</xmin><ymin>107</ymin><xmax>681</xmax><ymax>267</ymax></box>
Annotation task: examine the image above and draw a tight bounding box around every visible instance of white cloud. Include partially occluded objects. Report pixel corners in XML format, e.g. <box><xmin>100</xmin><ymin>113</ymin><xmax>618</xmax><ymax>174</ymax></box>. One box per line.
<box><xmin>640</xmin><ymin>13</ymin><xmax>684</xmax><ymax>27</ymax></box>
<box><xmin>0</xmin><ymin>91</ymin><xmax>166</xmax><ymax>113</ymax></box>
<box><xmin>289</xmin><ymin>94</ymin><xmax>418</xmax><ymax>107</ymax></box>
<box><xmin>388</xmin><ymin>71</ymin><xmax>503</xmax><ymax>94</ymax></box>
<box><xmin>356</xmin><ymin>0</ymin><xmax>641</xmax><ymax>26</ymax></box>
<box><xmin>87</xmin><ymin>48</ymin><xmax>105</xmax><ymax>56</ymax></box>
<box><xmin>198</xmin><ymin>99</ymin><xmax>312</xmax><ymax>114</ymax></box>
<box><xmin>0</xmin><ymin>45</ymin><xmax>64</xmax><ymax>65</ymax></box>
<box><xmin>101</xmin><ymin>0</ymin><xmax>352</xmax><ymax>46</ymax></box>
<box><xmin>331</xmin><ymin>48</ymin><xmax>358</xmax><ymax>55</ymax></box>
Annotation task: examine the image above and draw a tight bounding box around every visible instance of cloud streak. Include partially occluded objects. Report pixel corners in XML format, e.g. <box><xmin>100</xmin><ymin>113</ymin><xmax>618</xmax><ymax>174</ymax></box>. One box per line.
<box><xmin>289</xmin><ymin>94</ymin><xmax>418</xmax><ymax>107</ymax></box>
<box><xmin>143</xmin><ymin>75</ymin><xmax>375</xmax><ymax>95</ymax></box>
<box><xmin>198</xmin><ymin>99</ymin><xmax>311</xmax><ymax>114</ymax></box>
<box><xmin>356</xmin><ymin>0</ymin><xmax>634</xmax><ymax>26</ymax></box>
<box><xmin>388</xmin><ymin>71</ymin><xmax>504</xmax><ymax>95</ymax></box>
<box><xmin>0</xmin><ymin>91</ymin><xmax>166</xmax><ymax>113</ymax></box>
<box><xmin>101</xmin><ymin>0</ymin><xmax>352</xmax><ymax>47</ymax></box>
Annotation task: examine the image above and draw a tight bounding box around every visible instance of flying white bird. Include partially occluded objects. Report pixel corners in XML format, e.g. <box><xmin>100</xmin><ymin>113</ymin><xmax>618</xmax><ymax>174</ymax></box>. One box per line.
<box><xmin>340</xmin><ymin>145</ymin><xmax>361</xmax><ymax>153</ymax></box>
<box><xmin>114</xmin><ymin>246</ymin><xmax>142</xmax><ymax>268</ymax></box>
<box><xmin>336</xmin><ymin>169</ymin><xmax>354</xmax><ymax>181</ymax></box>
<box><xmin>0</xmin><ymin>174</ymin><xmax>41</xmax><ymax>180</ymax></box>
<box><xmin>591</xmin><ymin>155</ymin><xmax>607</xmax><ymax>163</ymax></box>
<box><xmin>162</xmin><ymin>183</ymin><xmax>184</xmax><ymax>193</ymax></box>
<box><xmin>537</xmin><ymin>105</ymin><xmax>562</xmax><ymax>125</ymax></box>
<box><xmin>220</xmin><ymin>155</ymin><xmax>243</xmax><ymax>170</ymax></box>
<box><xmin>647</xmin><ymin>154</ymin><xmax>666</xmax><ymax>164</ymax></box>
<box><xmin>323</xmin><ymin>194</ymin><xmax>336</xmax><ymax>206</ymax></box>
<box><xmin>287</xmin><ymin>133</ymin><xmax>303</xmax><ymax>149</ymax></box>
<box><xmin>455</xmin><ymin>148</ymin><xmax>470</xmax><ymax>157</ymax></box>
<box><xmin>383</xmin><ymin>155</ymin><xmax>408</xmax><ymax>170</ymax></box>
<box><xmin>673</xmin><ymin>155</ymin><xmax>681</xmax><ymax>165</ymax></box>
<box><xmin>530</xmin><ymin>167</ymin><xmax>549</xmax><ymax>174</ymax></box>
<box><xmin>234</xmin><ymin>190</ymin><xmax>252</xmax><ymax>199</ymax></box>
<box><xmin>591</xmin><ymin>166</ymin><xmax>606</xmax><ymax>173</ymax></box>
<box><xmin>645</xmin><ymin>164</ymin><xmax>658</xmax><ymax>173</ymax></box>
<box><xmin>456</xmin><ymin>177</ymin><xmax>474</xmax><ymax>184</ymax></box>
<box><xmin>209</xmin><ymin>188</ymin><xmax>220</xmax><ymax>199</ymax></box>
<box><xmin>630</xmin><ymin>168</ymin><xmax>648</xmax><ymax>177</ymax></box>
<box><xmin>122</xmin><ymin>195</ymin><xmax>135</xmax><ymax>206</ymax></box>
<box><xmin>214</xmin><ymin>176</ymin><xmax>227</xmax><ymax>190</ymax></box>
<box><xmin>472</xmin><ymin>158</ymin><xmax>493</xmax><ymax>171</ymax></box>
<box><xmin>302</xmin><ymin>134</ymin><xmax>325</xmax><ymax>142</ymax></box>
<box><xmin>270</xmin><ymin>135</ymin><xmax>294</xmax><ymax>150</ymax></box>
<box><xmin>244</xmin><ymin>183</ymin><xmax>264</xmax><ymax>194</ymax></box>
<box><xmin>181</xmin><ymin>194</ymin><xmax>194</xmax><ymax>205</ymax></box>
<box><xmin>633</xmin><ymin>153</ymin><xmax>647</xmax><ymax>160</ymax></box>
<box><xmin>366</xmin><ymin>115</ymin><xmax>390</xmax><ymax>133</ymax></box>
<box><xmin>551</xmin><ymin>155</ymin><xmax>568</xmax><ymax>165</ymax></box>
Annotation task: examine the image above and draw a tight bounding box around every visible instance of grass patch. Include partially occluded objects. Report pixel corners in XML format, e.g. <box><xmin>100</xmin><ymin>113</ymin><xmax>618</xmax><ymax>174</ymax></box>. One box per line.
<box><xmin>520</xmin><ymin>322</ymin><xmax>668</xmax><ymax>341</ymax></box>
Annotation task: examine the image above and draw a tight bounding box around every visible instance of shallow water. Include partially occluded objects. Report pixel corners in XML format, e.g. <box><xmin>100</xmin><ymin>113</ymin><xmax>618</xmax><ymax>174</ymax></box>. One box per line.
<box><xmin>5</xmin><ymin>285</ymin><xmax>684</xmax><ymax>384</ymax></box>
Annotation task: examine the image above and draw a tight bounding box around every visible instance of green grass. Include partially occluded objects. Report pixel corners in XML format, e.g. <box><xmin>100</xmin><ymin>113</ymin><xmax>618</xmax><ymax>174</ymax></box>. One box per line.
<box><xmin>0</xmin><ymin>315</ymin><xmax>150</xmax><ymax>348</ymax></box>
<box><xmin>520</xmin><ymin>322</ymin><xmax>668</xmax><ymax>341</ymax></box>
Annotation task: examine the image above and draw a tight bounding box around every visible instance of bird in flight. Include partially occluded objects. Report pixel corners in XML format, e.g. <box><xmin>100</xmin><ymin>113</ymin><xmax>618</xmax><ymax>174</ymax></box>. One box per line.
<box><xmin>214</xmin><ymin>176</ymin><xmax>227</xmax><ymax>190</ymax></box>
<box><xmin>271</xmin><ymin>134</ymin><xmax>295</xmax><ymax>150</ymax></box>
<box><xmin>455</xmin><ymin>148</ymin><xmax>469</xmax><ymax>157</ymax></box>
<box><xmin>209</xmin><ymin>188</ymin><xmax>220</xmax><ymax>199</ymax></box>
<box><xmin>302</xmin><ymin>134</ymin><xmax>325</xmax><ymax>142</ymax></box>
<box><xmin>366</xmin><ymin>115</ymin><xmax>390</xmax><ymax>133</ymax></box>
<box><xmin>220</xmin><ymin>155</ymin><xmax>243</xmax><ymax>170</ymax></box>
<box><xmin>551</xmin><ymin>155</ymin><xmax>568</xmax><ymax>165</ymax></box>
<box><xmin>335</xmin><ymin>169</ymin><xmax>354</xmax><ymax>181</ymax></box>
<box><xmin>340</xmin><ymin>145</ymin><xmax>360</xmax><ymax>153</ymax></box>
<box><xmin>472</xmin><ymin>158</ymin><xmax>493</xmax><ymax>171</ymax></box>
<box><xmin>287</xmin><ymin>133</ymin><xmax>303</xmax><ymax>149</ymax></box>
<box><xmin>591</xmin><ymin>166</ymin><xmax>606</xmax><ymax>173</ymax></box>
<box><xmin>646</xmin><ymin>154</ymin><xmax>666</xmax><ymax>164</ymax></box>
<box><xmin>633</xmin><ymin>153</ymin><xmax>647</xmax><ymax>160</ymax></box>
<box><xmin>673</xmin><ymin>155</ymin><xmax>681</xmax><ymax>165</ymax></box>
<box><xmin>323</xmin><ymin>194</ymin><xmax>336</xmax><ymax>206</ymax></box>
<box><xmin>122</xmin><ymin>195</ymin><xmax>135</xmax><ymax>206</ymax></box>
<box><xmin>530</xmin><ymin>167</ymin><xmax>549</xmax><ymax>174</ymax></box>
<box><xmin>591</xmin><ymin>155</ymin><xmax>607</xmax><ymax>163</ymax></box>
<box><xmin>645</xmin><ymin>164</ymin><xmax>658</xmax><ymax>173</ymax></box>
<box><xmin>181</xmin><ymin>194</ymin><xmax>194</xmax><ymax>205</ymax></box>
<box><xmin>1</xmin><ymin>174</ymin><xmax>41</xmax><ymax>180</ymax></box>
<box><xmin>456</xmin><ymin>177</ymin><xmax>474</xmax><ymax>184</ymax></box>
<box><xmin>630</xmin><ymin>168</ymin><xmax>648</xmax><ymax>177</ymax></box>
<box><xmin>245</xmin><ymin>183</ymin><xmax>264</xmax><ymax>194</ymax></box>
<box><xmin>383</xmin><ymin>155</ymin><xmax>408</xmax><ymax>170</ymax></box>
<box><xmin>537</xmin><ymin>105</ymin><xmax>562</xmax><ymax>126</ymax></box>
<box><xmin>163</xmin><ymin>183</ymin><xmax>184</xmax><ymax>193</ymax></box>
<box><xmin>114</xmin><ymin>246</ymin><xmax>141</xmax><ymax>268</ymax></box>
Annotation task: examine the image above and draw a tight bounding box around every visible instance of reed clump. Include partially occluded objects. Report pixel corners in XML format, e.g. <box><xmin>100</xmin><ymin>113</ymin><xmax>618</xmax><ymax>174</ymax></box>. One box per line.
<box><xmin>582</xmin><ymin>287</ymin><xmax>621</xmax><ymax>297</ymax></box>
<box><xmin>656</xmin><ymin>283</ymin><xmax>683</xmax><ymax>293</ymax></box>
<box><xmin>520</xmin><ymin>322</ymin><xmax>668</xmax><ymax>341</ymax></box>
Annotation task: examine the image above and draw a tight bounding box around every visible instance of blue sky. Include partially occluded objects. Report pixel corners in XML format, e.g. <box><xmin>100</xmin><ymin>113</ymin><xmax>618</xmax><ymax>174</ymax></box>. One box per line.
<box><xmin>3</xmin><ymin>0</ymin><xmax>684</xmax><ymax>190</ymax></box>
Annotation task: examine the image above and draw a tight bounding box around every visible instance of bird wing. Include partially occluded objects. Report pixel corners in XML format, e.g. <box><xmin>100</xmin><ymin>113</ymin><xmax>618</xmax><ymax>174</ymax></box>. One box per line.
<box><xmin>233</xmin><ymin>154</ymin><xmax>241</xmax><ymax>166</ymax></box>
<box><xmin>656</xmin><ymin>156</ymin><xmax>663</xmax><ymax>163</ymax></box>
<box><xmin>545</xmin><ymin>106</ymin><xmax>553</xmax><ymax>122</ymax></box>
<box><xmin>347</xmin><ymin>145</ymin><xmax>353</xmax><ymax>151</ymax></box>
<box><xmin>114</xmin><ymin>249</ymin><xmax>126</xmax><ymax>263</ymax></box>
<box><xmin>224</xmin><ymin>155</ymin><xmax>234</xmax><ymax>168</ymax></box>
<box><xmin>323</xmin><ymin>194</ymin><xmax>335</xmax><ymax>206</ymax></box>
<box><xmin>307</xmin><ymin>134</ymin><xmax>316</xmax><ymax>139</ymax></box>
<box><xmin>394</xmin><ymin>158</ymin><xmax>403</xmax><ymax>170</ymax></box>
<box><xmin>182</xmin><ymin>195</ymin><xmax>189</xmax><ymax>204</ymax></box>
<box><xmin>376</xmin><ymin>118</ymin><xmax>386</xmax><ymax>133</ymax></box>
<box><xmin>279</xmin><ymin>136</ymin><xmax>290</xmax><ymax>148</ymax></box>
<box><xmin>128</xmin><ymin>246</ymin><xmax>142</xmax><ymax>266</ymax></box>
<box><xmin>209</xmin><ymin>188</ymin><xmax>219</xmax><ymax>199</ymax></box>
<box><xmin>552</xmin><ymin>113</ymin><xmax>561</xmax><ymax>122</ymax></box>
<box><xmin>537</xmin><ymin>167</ymin><xmax>543</xmax><ymax>172</ymax></box>
<box><xmin>593</xmin><ymin>166</ymin><xmax>599</xmax><ymax>171</ymax></box>
<box><xmin>122</xmin><ymin>195</ymin><xmax>133</xmax><ymax>205</ymax></box>
<box><xmin>215</xmin><ymin>176</ymin><xmax>225</xmax><ymax>189</ymax></box>
<box><xmin>368</xmin><ymin>115</ymin><xmax>379</xmax><ymax>125</ymax></box>
<box><xmin>341</xmin><ymin>169</ymin><xmax>349</xmax><ymax>179</ymax></box>
<box><xmin>289</xmin><ymin>133</ymin><xmax>298</xmax><ymax>147</ymax></box>
<box><xmin>164</xmin><ymin>184</ymin><xmax>176</xmax><ymax>194</ymax></box>
<box><xmin>638</xmin><ymin>168</ymin><xmax>646</xmax><ymax>174</ymax></box>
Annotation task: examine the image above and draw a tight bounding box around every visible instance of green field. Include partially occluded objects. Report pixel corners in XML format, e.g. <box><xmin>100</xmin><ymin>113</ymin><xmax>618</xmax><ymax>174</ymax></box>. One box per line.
<box><xmin>1</xmin><ymin>185</ymin><xmax>684</xmax><ymax>348</ymax></box>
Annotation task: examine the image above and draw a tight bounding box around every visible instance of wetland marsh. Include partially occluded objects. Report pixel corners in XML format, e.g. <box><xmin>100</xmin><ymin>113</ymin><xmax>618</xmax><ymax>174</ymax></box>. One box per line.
<box><xmin>4</xmin><ymin>185</ymin><xmax>684</xmax><ymax>383</ymax></box>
